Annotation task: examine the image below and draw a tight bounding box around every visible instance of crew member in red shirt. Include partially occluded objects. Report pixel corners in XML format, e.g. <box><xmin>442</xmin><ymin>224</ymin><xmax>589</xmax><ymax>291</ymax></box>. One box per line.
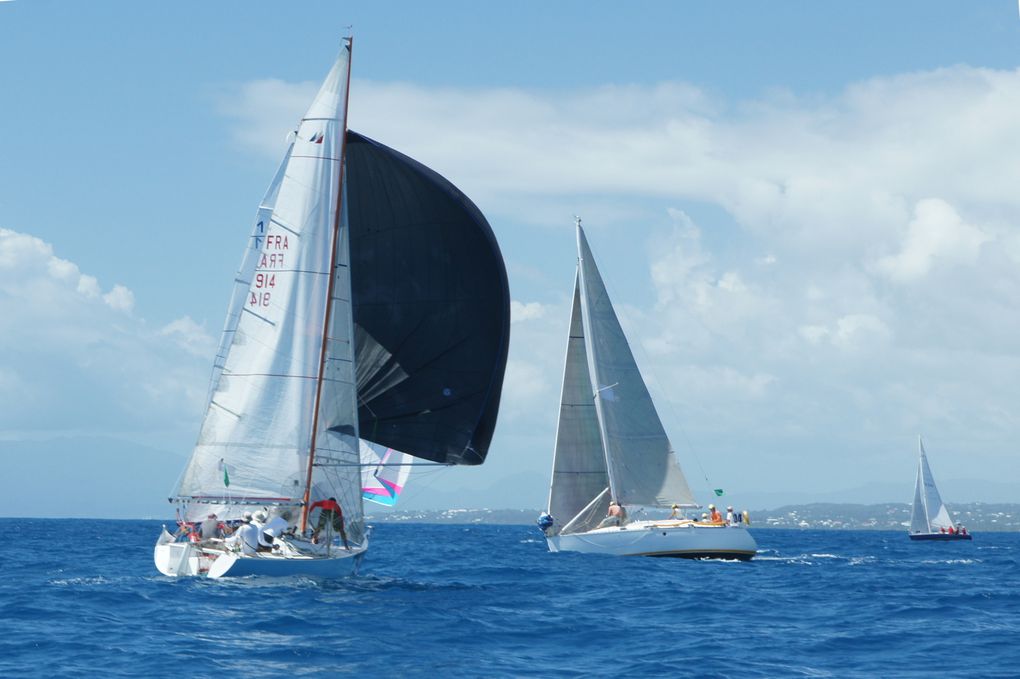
<box><xmin>309</xmin><ymin>497</ymin><xmax>349</xmax><ymax>550</ymax></box>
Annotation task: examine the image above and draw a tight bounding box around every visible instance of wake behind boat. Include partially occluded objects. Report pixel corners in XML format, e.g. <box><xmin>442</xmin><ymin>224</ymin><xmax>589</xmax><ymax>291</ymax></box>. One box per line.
<box><xmin>539</xmin><ymin>220</ymin><xmax>756</xmax><ymax>560</ymax></box>
<box><xmin>908</xmin><ymin>436</ymin><xmax>972</xmax><ymax>541</ymax></box>
<box><xmin>154</xmin><ymin>38</ymin><xmax>510</xmax><ymax>578</ymax></box>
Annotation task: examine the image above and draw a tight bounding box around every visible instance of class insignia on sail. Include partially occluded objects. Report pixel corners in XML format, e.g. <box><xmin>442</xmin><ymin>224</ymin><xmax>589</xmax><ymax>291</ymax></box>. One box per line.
<box><xmin>154</xmin><ymin>38</ymin><xmax>509</xmax><ymax>578</ymax></box>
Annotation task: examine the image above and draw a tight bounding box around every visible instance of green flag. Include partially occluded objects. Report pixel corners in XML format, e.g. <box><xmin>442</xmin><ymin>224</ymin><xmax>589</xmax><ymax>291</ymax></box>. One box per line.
<box><xmin>713</xmin><ymin>488</ymin><xmax>724</xmax><ymax>497</ymax></box>
<box><xmin>224</xmin><ymin>467</ymin><xmax>230</xmax><ymax>487</ymax></box>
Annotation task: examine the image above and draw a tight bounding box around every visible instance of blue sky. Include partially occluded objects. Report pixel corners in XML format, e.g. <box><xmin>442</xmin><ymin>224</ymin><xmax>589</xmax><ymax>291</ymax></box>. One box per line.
<box><xmin>3</xmin><ymin>1</ymin><xmax>1020</xmax><ymax>516</ymax></box>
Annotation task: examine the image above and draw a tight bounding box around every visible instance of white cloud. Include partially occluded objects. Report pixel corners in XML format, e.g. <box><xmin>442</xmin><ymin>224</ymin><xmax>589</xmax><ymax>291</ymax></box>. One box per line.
<box><xmin>160</xmin><ymin>316</ymin><xmax>216</xmax><ymax>357</ymax></box>
<box><xmin>103</xmin><ymin>284</ymin><xmax>134</xmax><ymax>313</ymax></box>
<box><xmin>510</xmin><ymin>300</ymin><xmax>547</xmax><ymax>323</ymax></box>
<box><xmin>875</xmin><ymin>198</ymin><xmax>990</xmax><ymax>282</ymax></box>
<box><xmin>0</xmin><ymin>228</ymin><xmax>209</xmax><ymax>438</ymax></box>
<box><xmin>498</xmin><ymin>359</ymin><xmax>551</xmax><ymax>423</ymax></box>
<box><xmin>217</xmin><ymin>79</ymin><xmax>318</xmax><ymax>156</ymax></box>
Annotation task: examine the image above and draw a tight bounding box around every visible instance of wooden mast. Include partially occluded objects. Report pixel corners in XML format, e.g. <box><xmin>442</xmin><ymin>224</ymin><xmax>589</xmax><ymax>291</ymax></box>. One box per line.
<box><xmin>301</xmin><ymin>36</ymin><xmax>354</xmax><ymax>534</ymax></box>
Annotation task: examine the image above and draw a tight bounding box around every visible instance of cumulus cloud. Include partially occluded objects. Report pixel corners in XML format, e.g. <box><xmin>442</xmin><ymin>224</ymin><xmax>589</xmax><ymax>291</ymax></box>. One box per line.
<box><xmin>160</xmin><ymin>316</ymin><xmax>216</xmax><ymax>358</ymax></box>
<box><xmin>510</xmin><ymin>300</ymin><xmax>547</xmax><ymax>323</ymax></box>
<box><xmin>875</xmin><ymin>198</ymin><xmax>990</xmax><ymax>282</ymax></box>
<box><xmin>0</xmin><ymin>228</ymin><xmax>209</xmax><ymax>438</ymax></box>
<box><xmin>216</xmin><ymin>79</ymin><xmax>318</xmax><ymax>156</ymax></box>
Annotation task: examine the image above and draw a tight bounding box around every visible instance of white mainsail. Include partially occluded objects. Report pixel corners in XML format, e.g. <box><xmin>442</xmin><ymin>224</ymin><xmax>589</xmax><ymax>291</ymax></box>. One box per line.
<box><xmin>173</xmin><ymin>47</ymin><xmax>359</xmax><ymax>528</ymax></box>
<box><xmin>910</xmin><ymin>436</ymin><xmax>955</xmax><ymax>533</ymax></box>
<box><xmin>547</xmin><ymin>273</ymin><xmax>611</xmax><ymax>531</ymax></box>
<box><xmin>548</xmin><ymin>222</ymin><xmax>695</xmax><ymax>524</ymax></box>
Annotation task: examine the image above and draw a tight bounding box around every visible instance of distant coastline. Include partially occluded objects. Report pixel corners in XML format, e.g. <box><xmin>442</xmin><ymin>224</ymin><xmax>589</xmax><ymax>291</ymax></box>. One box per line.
<box><xmin>367</xmin><ymin>502</ymin><xmax>1020</xmax><ymax>532</ymax></box>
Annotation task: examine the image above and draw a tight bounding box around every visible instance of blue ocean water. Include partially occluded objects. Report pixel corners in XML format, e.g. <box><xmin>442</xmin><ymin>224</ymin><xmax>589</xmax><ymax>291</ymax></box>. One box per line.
<box><xmin>2</xmin><ymin>520</ymin><xmax>1018</xmax><ymax>678</ymax></box>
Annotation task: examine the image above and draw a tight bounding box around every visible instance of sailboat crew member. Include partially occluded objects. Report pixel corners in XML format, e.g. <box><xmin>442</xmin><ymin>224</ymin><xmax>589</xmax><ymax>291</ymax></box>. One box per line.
<box><xmin>310</xmin><ymin>497</ymin><xmax>350</xmax><ymax>550</ymax></box>
<box><xmin>225</xmin><ymin>514</ymin><xmax>259</xmax><ymax>555</ymax></box>
<box><xmin>597</xmin><ymin>501</ymin><xmax>626</xmax><ymax>528</ymax></box>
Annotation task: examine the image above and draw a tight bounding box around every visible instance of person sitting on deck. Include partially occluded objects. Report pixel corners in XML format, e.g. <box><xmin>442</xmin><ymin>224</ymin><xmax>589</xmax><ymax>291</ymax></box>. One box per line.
<box><xmin>669</xmin><ymin>504</ymin><xmax>680</xmax><ymax>520</ymax></box>
<box><xmin>252</xmin><ymin>510</ymin><xmax>276</xmax><ymax>552</ymax></box>
<box><xmin>199</xmin><ymin>513</ymin><xmax>225</xmax><ymax>542</ymax></box>
<box><xmin>947</xmin><ymin>525</ymin><xmax>956</xmax><ymax>535</ymax></box>
<box><xmin>310</xmin><ymin>497</ymin><xmax>350</xmax><ymax>550</ymax></box>
<box><xmin>263</xmin><ymin>508</ymin><xmax>293</xmax><ymax>541</ymax></box>
<box><xmin>597</xmin><ymin>501</ymin><xmax>626</xmax><ymax>528</ymax></box>
<box><xmin>226</xmin><ymin>514</ymin><xmax>259</xmax><ymax>555</ymax></box>
<box><xmin>709</xmin><ymin>504</ymin><xmax>723</xmax><ymax>523</ymax></box>
<box><xmin>725</xmin><ymin>506</ymin><xmax>735</xmax><ymax>524</ymax></box>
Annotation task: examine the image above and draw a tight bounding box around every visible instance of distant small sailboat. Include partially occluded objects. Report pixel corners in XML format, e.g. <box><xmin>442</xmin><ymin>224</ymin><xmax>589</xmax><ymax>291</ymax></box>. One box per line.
<box><xmin>539</xmin><ymin>220</ymin><xmax>757</xmax><ymax>560</ymax></box>
<box><xmin>908</xmin><ymin>436</ymin><xmax>972</xmax><ymax>541</ymax></box>
<box><xmin>154</xmin><ymin>38</ymin><xmax>510</xmax><ymax>578</ymax></box>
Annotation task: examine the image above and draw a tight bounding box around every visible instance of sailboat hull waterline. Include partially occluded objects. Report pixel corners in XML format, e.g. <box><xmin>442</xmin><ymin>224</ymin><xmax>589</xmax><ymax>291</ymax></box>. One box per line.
<box><xmin>154</xmin><ymin>528</ymin><xmax>366</xmax><ymax>578</ymax></box>
<box><xmin>907</xmin><ymin>532</ymin><xmax>972</xmax><ymax>541</ymax></box>
<box><xmin>547</xmin><ymin>521</ymin><xmax>756</xmax><ymax>560</ymax></box>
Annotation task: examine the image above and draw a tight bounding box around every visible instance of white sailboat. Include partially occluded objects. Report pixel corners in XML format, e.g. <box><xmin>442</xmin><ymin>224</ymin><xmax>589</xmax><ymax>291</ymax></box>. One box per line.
<box><xmin>155</xmin><ymin>38</ymin><xmax>510</xmax><ymax>578</ymax></box>
<box><xmin>908</xmin><ymin>436</ymin><xmax>972</xmax><ymax>541</ymax></box>
<box><xmin>540</xmin><ymin>220</ymin><xmax>757</xmax><ymax>560</ymax></box>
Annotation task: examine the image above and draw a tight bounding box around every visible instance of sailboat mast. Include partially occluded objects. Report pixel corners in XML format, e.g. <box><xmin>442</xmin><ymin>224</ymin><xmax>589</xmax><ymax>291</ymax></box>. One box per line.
<box><xmin>301</xmin><ymin>36</ymin><xmax>355</xmax><ymax>534</ymax></box>
<box><xmin>576</xmin><ymin>218</ymin><xmax>621</xmax><ymax>502</ymax></box>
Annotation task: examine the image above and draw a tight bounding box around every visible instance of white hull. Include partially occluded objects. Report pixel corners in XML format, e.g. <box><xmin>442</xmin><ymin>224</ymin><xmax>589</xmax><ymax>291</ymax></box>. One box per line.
<box><xmin>546</xmin><ymin>520</ymin><xmax>757</xmax><ymax>560</ymax></box>
<box><xmin>154</xmin><ymin>528</ymin><xmax>366</xmax><ymax>578</ymax></box>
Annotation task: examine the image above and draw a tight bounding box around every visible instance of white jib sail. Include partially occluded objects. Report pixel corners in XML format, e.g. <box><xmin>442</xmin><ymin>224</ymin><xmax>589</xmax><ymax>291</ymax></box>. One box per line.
<box><xmin>173</xmin><ymin>47</ymin><xmax>356</xmax><ymax>523</ymax></box>
<box><xmin>574</xmin><ymin>224</ymin><xmax>696</xmax><ymax>508</ymax></box>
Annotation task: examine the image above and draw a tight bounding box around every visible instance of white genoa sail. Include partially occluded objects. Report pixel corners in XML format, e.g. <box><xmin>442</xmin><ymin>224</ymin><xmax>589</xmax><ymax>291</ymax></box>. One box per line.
<box><xmin>910</xmin><ymin>436</ymin><xmax>955</xmax><ymax>534</ymax></box>
<box><xmin>574</xmin><ymin>224</ymin><xmax>695</xmax><ymax>509</ymax></box>
<box><xmin>172</xmin><ymin>46</ymin><xmax>362</xmax><ymax>539</ymax></box>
